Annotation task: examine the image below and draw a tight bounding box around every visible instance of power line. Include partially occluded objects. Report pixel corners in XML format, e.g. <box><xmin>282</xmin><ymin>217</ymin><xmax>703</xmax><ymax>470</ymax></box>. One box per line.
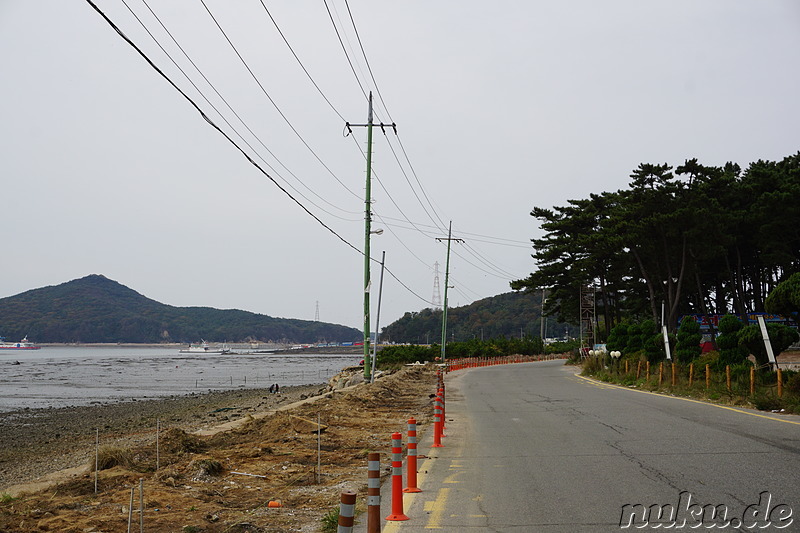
<box><xmin>198</xmin><ymin>0</ymin><xmax>362</xmax><ymax>201</ymax></box>
<box><xmin>85</xmin><ymin>0</ymin><xmax>359</xmax><ymax>253</ymax></box>
<box><xmin>342</xmin><ymin>0</ymin><xmax>393</xmax><ymax>122</ymax></box>
<box><xmin>126</xmin><ymin>0</ymin><xmax>359</xmax><ymax>220</ymax></box>
<box><xmin>83</xmin><ymin>0</ymin><xmax>438</xmax><ymax>308</ymax></box>
<box><xmin>335</xmin><ymin>0</ymin><xmax>449</xmax><ymax>233</ymax></box>
<box><xmin>379</xmin><ymin>216</ymin><xmax>532</xmax><ymax>246</ymax></box>
<box><xmin>322</xmin><ymin>0</ymin><xmax>369</xmax><ymax>101</ymax></box>
<box><xmin>257</xmin><ymin>0</ymin><xmax>346</xmax><ymax>123</ymax></box>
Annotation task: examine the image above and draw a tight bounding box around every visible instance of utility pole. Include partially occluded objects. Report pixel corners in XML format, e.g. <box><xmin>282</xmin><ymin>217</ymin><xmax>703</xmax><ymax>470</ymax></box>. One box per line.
<box><xmin>436</xmin><ymin>221</ymin><xmax>463</xmax><ymax>362</ymax></box>
<box><xmin>346</xmin><ymin>92</ymin><xmax>396</xmax><ymax>381</ymax></box>
<box><xmin>370</xmin><ymin>251</ymin><xmax>386</xmax><ymax>383</ymax></box>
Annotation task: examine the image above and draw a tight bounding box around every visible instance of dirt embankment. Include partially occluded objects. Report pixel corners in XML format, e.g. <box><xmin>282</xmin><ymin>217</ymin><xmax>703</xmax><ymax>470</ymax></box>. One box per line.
<box><xmin>0</xmin><ymin>365</ymin><xmax>439</xmax><ymax>532</ymax></box>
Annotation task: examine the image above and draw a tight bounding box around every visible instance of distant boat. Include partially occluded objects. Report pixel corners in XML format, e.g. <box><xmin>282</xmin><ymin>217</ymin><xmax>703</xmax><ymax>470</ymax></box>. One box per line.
<box><xmin>0</xmin><ymin>336</ymin><xmax>41</xmax><ymax>350</ymax></box>
<box><xmin>179</xmin><ymin>340</ymin><xmax>231</xmax><ymax>354</ymax></box>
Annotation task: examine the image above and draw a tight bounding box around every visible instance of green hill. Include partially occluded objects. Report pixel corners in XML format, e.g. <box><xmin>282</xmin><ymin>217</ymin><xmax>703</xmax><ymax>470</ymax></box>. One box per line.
<box><xmin>381</xmin><ymin>290</ymin><xmax>577</xmax><ymax>344</ymax></box>
<box><xmin>0</xmin><ymin>275</ymin><xmax>361</xmax><ymax>344</ymax></box>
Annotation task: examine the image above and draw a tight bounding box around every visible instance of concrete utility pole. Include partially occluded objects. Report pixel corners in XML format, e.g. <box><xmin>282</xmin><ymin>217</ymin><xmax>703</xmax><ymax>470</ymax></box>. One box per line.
<box><xmin>436</xmin><ymin>221</ymin><xmax>463</xmax><ymax>362</ymax></box>
<box><xmin>370</xmin><ymin>251</ymin><xmax>386</xmax><ymax>382</ymax></box>
<box><xmin>346</xmin><ymin>93</ymin><xmax>396</xmax><ymax>381</ymax></box>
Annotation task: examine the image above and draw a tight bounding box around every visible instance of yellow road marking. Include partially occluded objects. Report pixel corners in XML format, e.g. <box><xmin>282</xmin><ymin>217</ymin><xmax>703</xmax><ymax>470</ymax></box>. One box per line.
<box><xmin>575</xmin><ymin>373</ymin><xmax>800</xmax><ymax>426</ymax></box>
<box><xmin>443</xmin><ymin>470</ymin><xmax>463</xmax><ymax>484</ymax></box>
<box><xmin>425</xmin><ymin>487</ymin><xmax>450</xmax><ymax>529</ymax></box>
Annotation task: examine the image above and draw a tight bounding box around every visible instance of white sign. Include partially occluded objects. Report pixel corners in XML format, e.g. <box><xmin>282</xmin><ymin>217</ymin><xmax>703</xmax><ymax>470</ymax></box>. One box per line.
<box><xmin>756</xmin><ymin>315</ymin><xmax>777</xmax><ymax>364</ymax></box>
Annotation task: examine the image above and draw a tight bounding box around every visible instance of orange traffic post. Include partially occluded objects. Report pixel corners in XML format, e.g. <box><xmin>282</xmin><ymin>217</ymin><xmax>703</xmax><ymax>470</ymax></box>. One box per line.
<box><xmin>432</xmin><ymin>395</ymin><xmax>444</xmax><ymax>448</ymax></box>
<box><xmin>438</xmin><ymin>387</ymin><xmax>446</xmax><ymax>431</ymax></box>
<box><xmin>367</xmin><ymin>452</ymin><xmax>381</xmax><ymax>533</ymax></box>
<box><xmin>338</xmin><ymin>490</ymin><xmax>357</xmax><ymax>532</ymax></box>
<box><xmin>386</xmin><ymin>432</ymin><xmax>409</xmax><ymax>521</ymax></box>
<box><xmin>404</xmin><ymin>418</ymin><xmax>421</xmax><ymax>493</ymax></box>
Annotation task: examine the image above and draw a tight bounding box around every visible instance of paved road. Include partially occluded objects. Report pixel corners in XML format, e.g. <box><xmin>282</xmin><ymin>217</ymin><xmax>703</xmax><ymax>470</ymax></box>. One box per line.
<box><xmin>356</xmin><ymin>360</ymin><xmax>800</xmax><ymax>532</ymax></box>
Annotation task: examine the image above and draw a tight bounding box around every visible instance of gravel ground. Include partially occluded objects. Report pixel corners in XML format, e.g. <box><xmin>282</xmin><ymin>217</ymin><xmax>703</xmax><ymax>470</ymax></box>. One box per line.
<box><xmin>0</xmin><ymin>383</ymin><xmax>327</xmax><ymax>492</ymax></box>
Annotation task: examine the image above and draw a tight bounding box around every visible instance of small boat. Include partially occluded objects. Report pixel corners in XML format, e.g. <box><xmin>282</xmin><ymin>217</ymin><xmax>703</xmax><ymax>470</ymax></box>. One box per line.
<box><xmin>179</xmin><ymin>340</ymin><xmax>231</xmax><ymax>354</ymax></box>
<box><xmin>0</xmin><ymin>336</ymin><xmax>41</xmax><ymax>350</ymax></box>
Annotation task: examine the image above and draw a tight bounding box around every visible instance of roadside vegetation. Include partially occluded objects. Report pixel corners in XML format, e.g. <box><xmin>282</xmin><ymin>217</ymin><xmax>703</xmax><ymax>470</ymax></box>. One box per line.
<box><xmin>578</xmin><ymin>313</ymin><xmax>800</xmax><ymax>413</ymax></box>
<box><xmin>376</xmin><ymin>337</ymin><xmax>581</xmax><ymax>367</ymax></box>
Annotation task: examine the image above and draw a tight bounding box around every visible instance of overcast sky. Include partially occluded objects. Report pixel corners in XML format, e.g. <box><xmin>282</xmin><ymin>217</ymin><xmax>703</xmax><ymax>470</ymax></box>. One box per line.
<box><xmin>2</xmin><ymin>1</ymin><xmax>799</xmax><ymax>332</ymax></box>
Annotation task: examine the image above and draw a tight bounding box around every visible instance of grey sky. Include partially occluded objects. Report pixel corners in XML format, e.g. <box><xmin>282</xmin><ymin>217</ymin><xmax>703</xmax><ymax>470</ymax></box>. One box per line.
<box><xmin>2</xmin><ymin>1</ymin><xmax>799</xmax><ymax>331</ymax></box>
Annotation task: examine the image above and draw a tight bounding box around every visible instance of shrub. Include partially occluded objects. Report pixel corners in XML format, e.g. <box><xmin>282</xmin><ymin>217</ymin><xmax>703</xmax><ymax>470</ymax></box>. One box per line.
<box><xmin>716</xmin><ymin>314</ymin><xmax>748</xmax><ymax>366</ymax></box>
<box><xmin>676</xmin><ymin>317</ymin><xmax>702</xmax><ymax>363</ymax></box>
<box><xmin>93</xmin><ymin>445</ymin><xmax>135</xmax><ymax>471</ymax></box>
<box><xmin>752</xmin><ymin>394</ymin><xmax>783</xmax><ymax>412</ymax></box>
<box><xmin>786</xmin><ymin>372</ymin><xmax>800</xmax><ymax>397</ymax></box>
<box><xmin>739</xmin><ymin>323</ymin><xmax>799</xmax><ymax>368</ymax></box>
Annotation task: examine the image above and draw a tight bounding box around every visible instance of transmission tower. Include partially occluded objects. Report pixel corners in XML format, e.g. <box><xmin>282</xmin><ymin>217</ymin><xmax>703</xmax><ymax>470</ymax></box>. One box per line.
<box><xmin>432</xmin><ymin>262</ymin><xmax>443</xmax><ymax>310</ymax></box>
<box><xmin>315</xmin><ymin>301</ymin><xmax>320</xmax><ymax>322</ymax></box>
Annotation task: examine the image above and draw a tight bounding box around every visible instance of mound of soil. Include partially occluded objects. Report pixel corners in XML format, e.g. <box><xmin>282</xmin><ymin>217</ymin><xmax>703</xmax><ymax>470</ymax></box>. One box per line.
<box><xmin>0</xmin><ymin>365</ymin><xmax>438</xmax><ymax>532</ymax></box>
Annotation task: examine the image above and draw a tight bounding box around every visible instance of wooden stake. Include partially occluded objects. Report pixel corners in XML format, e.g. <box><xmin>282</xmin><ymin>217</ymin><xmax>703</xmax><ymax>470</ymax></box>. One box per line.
<box><xmin>94</xmin><ymin>428</ymin><xmax>99</xmax><ymax>494</ymax></box>
<box><xmin>317</xmin><ymin>413</ymin><xmax>322</xmax><ymax>484</ymax></box>
<box><xmin>139</xmin><ymin>478</ymin><xmax>144</xmax><ymax>533</ymax></box>
<box><xmin>777</xmin><ymin>368</ymin><xmax>783</xmax><ymax>398</ymax></box>
<box><xmin>706</xmin><ymin>364</ymin><xmax>710</xmax><ymax>390</ymax></box>
<box><xmin>658</xmin><ymin>362</ymin><xmax>663</xmax><ymax>387</ymax></box>
<box><xmin>689</xmin><ymin>363</ymin><xmax>694</xmax><ymax>387</ymax></box>
<box><xmin>127</xmin><ymin>487</ymin><xmax>134</xmax><ymax>533</ymax></box>
<box><xmin>750</xmin><ymin>366</ymin><xmax>755</xmax><ymax>396</ymax></box>
<box><xmin>156</xmin><ymin>418</ymin><xmax>160</xmax><ymax>471</ymax></box>
<box><xmin>726</xmin><ymin>365</ymin><xmax>731</xmax><ymax>391</ymax></box>
<box><xmin>671</xmin><ymin>362</ymin><xmax>677</xmax><ymax>387</ymax></box>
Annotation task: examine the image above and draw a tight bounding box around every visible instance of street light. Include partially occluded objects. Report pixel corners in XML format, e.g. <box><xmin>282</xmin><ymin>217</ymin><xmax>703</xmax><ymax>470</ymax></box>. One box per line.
<box><xmin>610</xmin><ymin>350</ymin><xmax>621</xmax><ymax>373</ymax></box>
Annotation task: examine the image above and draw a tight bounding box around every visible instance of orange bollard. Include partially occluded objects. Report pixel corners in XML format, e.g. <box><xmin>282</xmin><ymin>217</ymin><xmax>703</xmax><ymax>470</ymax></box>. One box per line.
<box><xmin>404</xmin><ymin>418</ymin><xmax>421</xmax><ymax>493</ymax></box>
<box><xmin>367</xmin><ymin>453</ymin><xmax>381</xmax><ymax>532</ymax></box>
<box><xmin>338</xmin><ymin>490</ymin><xmax>357</xmax><ymax>532</ymax></box>
<box><xmin>438</xmin><ymin>387</ymin><xmax>446</xmax><ymax>431</ymax></box>
<box><xmin>432</xmin><ymin>395</ymin><xmax>444</xmax><ymax>448</ymax></box>
<box><xmin>386</xmin><ymin>433</ymin><xmax>409</xmax><ymax>521</ymax></box>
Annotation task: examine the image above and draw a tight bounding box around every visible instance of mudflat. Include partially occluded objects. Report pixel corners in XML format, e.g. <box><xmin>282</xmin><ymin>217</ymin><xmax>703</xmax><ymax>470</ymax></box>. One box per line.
<box><xmin>0</xmin><ymin>383</ymin><xmax>324</xmax><ymax>492</ymax></box>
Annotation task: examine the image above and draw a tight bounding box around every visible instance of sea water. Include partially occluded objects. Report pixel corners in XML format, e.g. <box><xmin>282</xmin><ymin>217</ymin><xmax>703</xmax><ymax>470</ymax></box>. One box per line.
<box><xmin>0</xmin><ymin>346</ymin><xmax>362</xmax><ymax>412</ymax></box>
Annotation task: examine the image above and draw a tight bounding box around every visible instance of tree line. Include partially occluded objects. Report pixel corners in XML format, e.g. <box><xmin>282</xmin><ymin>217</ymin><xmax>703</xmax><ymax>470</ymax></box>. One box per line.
<box><xmin>380</xmin><ymin>290</ymin><xmax>577</xmax><ymax>344</ymax></box>
<box><xmin>512</xmin><ymin>152</ymin><xmax>800</xmax><ymax>340</ymax></box>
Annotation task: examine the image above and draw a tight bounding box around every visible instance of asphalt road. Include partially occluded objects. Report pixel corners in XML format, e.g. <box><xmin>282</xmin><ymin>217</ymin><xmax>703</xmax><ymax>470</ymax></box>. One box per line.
<box><xmin>356</xmin><ymin>359</ymin><xmax>800</xmax><ymax>532</ymax></box>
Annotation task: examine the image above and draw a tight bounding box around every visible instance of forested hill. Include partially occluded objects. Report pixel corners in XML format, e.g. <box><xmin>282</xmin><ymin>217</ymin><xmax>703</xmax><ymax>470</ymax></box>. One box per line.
<box><xmin>0</xmin><ymin>275</ymin><xmax>361</xmax><ymax>344</ymax></box>
<box><xmin>381</xmin><ymin>290</ymin><xmax>576</xmax><ymax>344</ymax></box>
